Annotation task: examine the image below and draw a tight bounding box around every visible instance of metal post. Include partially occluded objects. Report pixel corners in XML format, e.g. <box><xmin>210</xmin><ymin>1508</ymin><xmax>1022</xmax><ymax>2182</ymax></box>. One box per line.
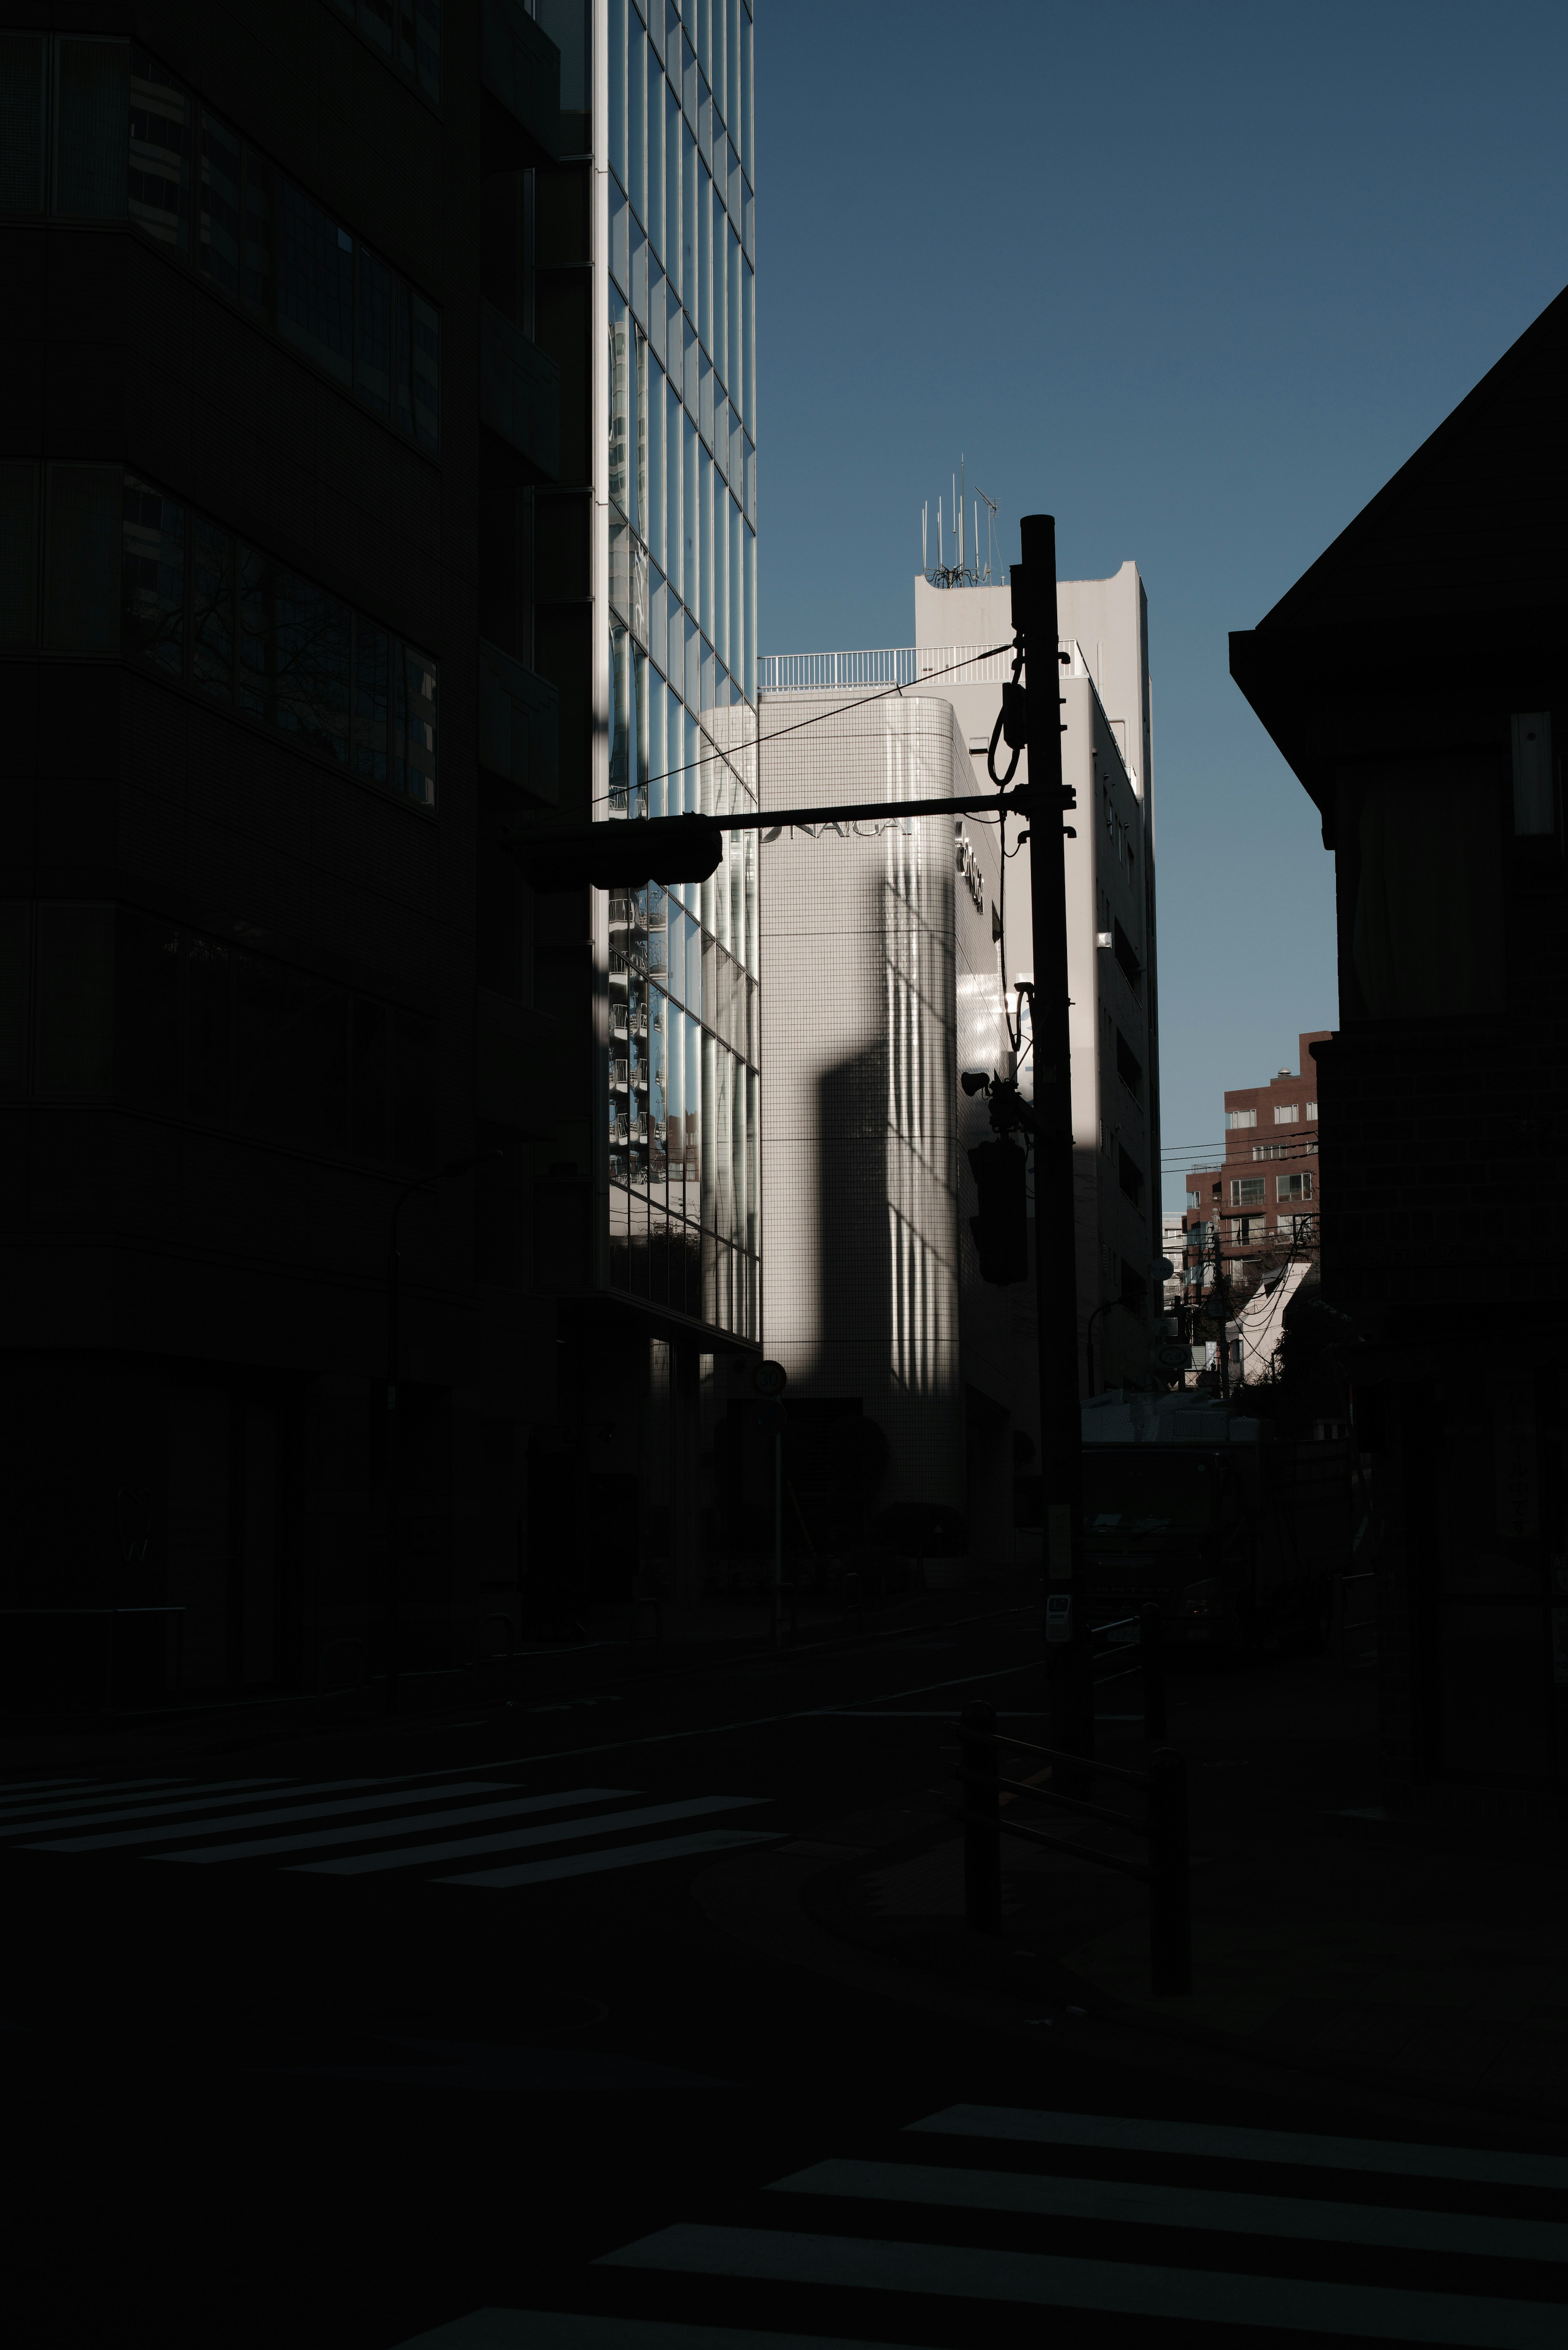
<box><xmin>1147</xmin><ymin>1745</ymin><xmax>1191</xmax><ymax>1994</ymax></box>
<box><xmin>1141</xmin><ymin>1601</ymin><xmax>1166</xmax><ymax>1741</ymax></box>
<box><xmin>1018</xmin><ymin>515</ymin><xmax>1092</xmax><ymax>1779</ymax></box>
<box><xmin>385</xmin><ymin>1233</ymin><xmax>401</xmax><ymax>1712</ymax></box>
<box><xmin>961</xmin><ymin>1700</ymin><xmax>1002</xmax><ymax>1935</ymax></box>
<box><xmin>773</xmin><ymin>1427</ymin><xmax>783</xmax><ymax>1648</ymax></box>
<box><xmin>1214</xmin><ymin>1221</ymin><xmax>1230</xmax><ymax>1403</ymax></box>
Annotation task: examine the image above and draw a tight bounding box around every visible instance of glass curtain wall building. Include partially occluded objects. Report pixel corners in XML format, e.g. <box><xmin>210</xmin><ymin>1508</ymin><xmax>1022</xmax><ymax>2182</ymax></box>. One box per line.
<box><xmin>601</xmin><ymin>0</ymin><xmax>759</xmax><ymax>1343</ymax></box>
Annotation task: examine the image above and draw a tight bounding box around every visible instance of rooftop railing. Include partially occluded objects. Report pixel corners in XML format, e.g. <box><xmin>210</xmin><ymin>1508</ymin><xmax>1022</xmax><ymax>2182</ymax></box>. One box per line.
<box><xmin>758</xmin><ymin>642</ymin><xmax>1040</xmax><ymax>694</ymax></box>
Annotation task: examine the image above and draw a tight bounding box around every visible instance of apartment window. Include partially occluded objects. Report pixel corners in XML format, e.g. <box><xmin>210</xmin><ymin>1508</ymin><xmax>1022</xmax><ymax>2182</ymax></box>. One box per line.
<box><xmin>1305</xmin><ymin>1099</ymin><xmax>1318</xmax><ymax>1121</ymax></box>
<box><xmin>1225</xmin><ymin>1107</ymin><xmax>1256</xmax><ymax>1130</ymax></box>
<box><xmin>1277</xmin><ymin>1170</ymin><xmax>1314</xmax><ymax>1202</ymax></box>
<box><xmin>1118</xmin><ymin>1144</ymin><xmax>1144</xmax><ymax>1209</ymax></box>
<box><xmin>1229</xmin><ymin>1177</ymin><xmax>1265</xmax><ymax>1206</ymax></box>
<box><xmin>1115</xmin><ymin>1026</ymin><xmax>1142</xmax><ymax>1104</ymax></box>
<box><xmin>1113</xmin><ymin>917</ymin><xmax>1141</xmax><ymax>997</ymax></box>
<box><xmin>1274</xmin><ymin>1101</ymin><xmax>1299</xmax><ymax>1124</ymax></box>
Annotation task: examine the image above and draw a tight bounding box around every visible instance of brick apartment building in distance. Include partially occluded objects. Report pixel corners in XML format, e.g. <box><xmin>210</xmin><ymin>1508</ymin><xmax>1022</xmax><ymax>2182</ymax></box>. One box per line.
<box><xmin>1182</xmin><ymin>1031</ymin><xmax>1329</xmax><ymax>1313</ymax></box>
<box><xmin>0</xmin><ymin>0</ymin><xmax>761</xmax><ymax>1704</ymax></box>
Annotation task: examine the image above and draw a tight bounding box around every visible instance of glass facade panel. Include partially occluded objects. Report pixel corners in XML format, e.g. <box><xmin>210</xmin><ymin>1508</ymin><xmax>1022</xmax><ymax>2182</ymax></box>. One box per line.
<box><xmin>122</xmin><ymin>474</ymin><xmax>185</xmax><ymax>676</ymax></box>
<box><xmin>665</xmin><ymin>79</ymin><xmax>682</xmax><ymax>301</ymax></box>
<box><xmin>0</xmin><ymin>462</ymin><xmax>38</xmax><ymax>651</ymax></box>
<box><xmin>697</xmin><ymin>157</ymin><xmax>712</xmax><ymax>356</ymax></box>
<box><xmin>275</xmin><ymin>174</ymin><xmax>354</xmax><ymax>386</ymax></box>
<box><xmin>54</xmin><ymin>38</ymin><xmax>128</xmax><ymax>219</ymax></box>
<box><xmin>356</xmin><ymin>243</ymin><xmax>392</xmax><ymax>415</ymax></box>
<box><xmin>198</xmin><ymin>108</ymin><xmax>241</xmax><ymax>295</ymax></box>
<box><xmin>629</xmin><ymin>15</ymin><xmax>646</xmax><ymax>224</ymax></box>
<box><xmin>608</xmin><ymin>0</ymin><xmax>627</xmax><ymax>187</ymax></box>
<box><xmin>129</xmin><ymin>46</ymin><xmax>187</xmax><ymax>250</ymax></box>
<box><xmin>0</xmin><ymin>36</ymin><xmax>47</xmax><ymax>215</ymax></box>
<box><xmin>602</xmin><ymin>13</ymin><xmax>758</xmax><ymax>1335</ymax></box>
<box><xmin>44</xmin><ymin>464</ymin><xmax>119</xmax><ymax>653</ymax></box>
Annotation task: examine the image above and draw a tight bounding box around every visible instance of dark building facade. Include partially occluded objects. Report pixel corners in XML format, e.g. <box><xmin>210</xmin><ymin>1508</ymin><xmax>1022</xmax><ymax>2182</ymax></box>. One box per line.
<box><xmin>1232</xmin><ymin>286</ymin><xmax>1568</xmax><ymax>1787</ymax></box>
<box><xmin>0</xmin><ymin>0</ymin><xmax>758</xmax><ymax>1706</ymax></box>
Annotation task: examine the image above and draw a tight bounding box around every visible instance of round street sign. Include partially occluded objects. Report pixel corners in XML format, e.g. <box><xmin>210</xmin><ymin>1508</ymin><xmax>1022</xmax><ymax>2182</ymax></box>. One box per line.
<box><xmin>1153</xmin><ymin>1343</ymin><xmax>1192</xmax><ymax>1372</ymax></box>
<box><xmin>753</xmin><ymin>1359</ymin><xmax>788</xmax><ymax>1398</ymax></box>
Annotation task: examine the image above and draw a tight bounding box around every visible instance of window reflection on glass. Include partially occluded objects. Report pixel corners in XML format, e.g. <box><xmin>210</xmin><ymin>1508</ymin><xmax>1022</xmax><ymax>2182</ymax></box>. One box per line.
<box><xmin>635</xmin><ymin>646</ymin><xmax>651</xmax><ymax>817</ymax></box>
<box><xmin>355</xmin><ymin>621</ymin><xmax>389</xmax><ymax>781</ymax></box>
<box><xmin>665</xmin><ymin>76</ymin><xmax>682</xmax><ymax>304</ymax></box>
<box><xmin>129</xmin><ymin>47</ymin><xmax>187</xmax><ymax>249</ymax></box>
<box><xmin>608</xmin><ymin>0</ymin><xmax>627</xmax><ymax>187</ymax></box>
<box><xmin>609</xmin><ymin>172</ymin><xmax>628</xmax><ymax>293</ymax></box>
<box><xmin>608</xmin><ymin>622</ymin><xmax>631</xmax><ymax>816</ymax></box>
<box><xmin>191</xmin><ymin>513</ymin><xmax>234</xmax><ymax>696</ymax></box>
<box><xmin>275</xmin><ymin>173</ymin><xmax>354</xmax><ymax>386</ymax></box>
<box><xmin>648</xmin><ymin>259</ymin><xmax>665</xmax><ymax>370</ymax></box>
<box><xmin>410</xmin><ymin>290</ymin><xmax>440</xmax><ymax>450</ymax></box>
<box><xmin>608</xmin><ymin>287</ymin><xmax>632</xmax><ymax>522</ymax></box>
<box><xmin>647</xmin><ymin>27</ymin><xmax>666</xmax><ymax>257</ymax></box>
<box><xmin>241</xmin><ymin>145</ymin><xmax>273</xmax><ymax>314</ymax></box>
<box><xmin>629</xmin><ymin>16</ymin><xmax>646</xmax><ymax>226</ymax></box>
<box><xmin>54</xmin><ymin>37</ymin><xmax>129</xmax><ymax>219</ymax></box>
<box><xmin>649</xmin><ymin>986</ymin><xmax>668</xmax><ymax>1193</ymax></box>
<box><xmin>665</xmin><ymin>379</ymin><xmax>684</xmax><ymax>601</ymax></box>
<box><xmin>630</xmin><ymin>213</ymin><xmax>648</xmax><ymax>331</ymax></box>
<box><xmin>648</xmin><ymin>659</ymin><xmax>668</xmax><ymax>816</ymax></box>
<box><xmin>356</xmin><ymin>243</ymin><xmax>392</xmax><ymax>416</ymax></box>
<box><xmin>697</xmin><ymin>158</ymin><xmax>713</xmax><ymax>356</ymax></box>
<box><xmin>635</xmin><ymin>323</ymin><xmax>649</xmax><ymax>537</ymax></box>
<box><xmin>121</xmin><ymin>474</ymin><xmax>185</xmax><ymax>676</ymax></box>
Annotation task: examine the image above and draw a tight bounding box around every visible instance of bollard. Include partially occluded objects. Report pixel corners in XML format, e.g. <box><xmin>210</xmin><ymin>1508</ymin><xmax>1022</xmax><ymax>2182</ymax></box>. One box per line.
<box><xmin>1141</xmin><ymin>1601</ymin><xmax>1167</xmax><ymax>1742</ymax></box>
<box><xmin>1147</xmin><ymin>1746</ymin><xmax>1191</xmax><ymax>1995</ymax></box>
<box><xmin>961</xmin><ymin>1700</ymin><xmax>1002</xmax><ymax>1935</ymax></box>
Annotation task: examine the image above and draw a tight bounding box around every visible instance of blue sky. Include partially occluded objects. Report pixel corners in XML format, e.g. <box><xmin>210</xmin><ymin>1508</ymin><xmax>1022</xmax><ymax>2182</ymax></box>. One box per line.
<box><xmin>753</xmin><ymin>0</ymin><xmax>1568</xmax><ymax>1206</ymax></box>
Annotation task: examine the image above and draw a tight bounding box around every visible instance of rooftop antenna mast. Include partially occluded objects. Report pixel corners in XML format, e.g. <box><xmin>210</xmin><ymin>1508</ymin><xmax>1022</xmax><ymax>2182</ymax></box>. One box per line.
<box><xmin>975</xmin><ymin>484</ymin><xmax>999</xmax><ymax>583</ymax></box>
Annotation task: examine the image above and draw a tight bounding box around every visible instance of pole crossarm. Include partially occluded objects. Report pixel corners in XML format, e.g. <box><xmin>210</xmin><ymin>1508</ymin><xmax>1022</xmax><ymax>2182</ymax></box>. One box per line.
<box><xmin>503</xmin><ymin>787</ymin><xmax>1044</xmax><ymax>882</ymax></box>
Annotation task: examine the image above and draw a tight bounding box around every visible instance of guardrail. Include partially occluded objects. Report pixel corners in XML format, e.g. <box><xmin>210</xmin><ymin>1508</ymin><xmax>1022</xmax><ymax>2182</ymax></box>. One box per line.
<box><xmin>952</xmin><ymin>1701</ymin><xmax>1191</xmax><ymax>1995</ymax></box>
<box><xmin>1092</xmin><ymin>1603</ymin><xmax>1166</xmax><ymax>1739</ymax></box>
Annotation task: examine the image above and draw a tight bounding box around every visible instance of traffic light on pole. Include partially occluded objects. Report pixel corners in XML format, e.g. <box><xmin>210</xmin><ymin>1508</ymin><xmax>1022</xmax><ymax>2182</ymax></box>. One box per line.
<box><xmin>967</xmin><ymin>1137</ymin><xmax>1029</xmax><ymax>1285</ymax></box>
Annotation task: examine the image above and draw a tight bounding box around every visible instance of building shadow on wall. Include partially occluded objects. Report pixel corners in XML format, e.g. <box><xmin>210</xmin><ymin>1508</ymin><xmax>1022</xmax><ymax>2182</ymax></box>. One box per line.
<box><xmin>816</xmin><ymin>1047</ymin><xmax>965</xmax><ymax>1570</ymax></box>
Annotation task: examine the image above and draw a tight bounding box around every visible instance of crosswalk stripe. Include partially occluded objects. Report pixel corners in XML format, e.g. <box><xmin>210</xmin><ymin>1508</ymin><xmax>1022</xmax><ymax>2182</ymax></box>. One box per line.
<box><xmin>599</xmin><ymin>2223</ymin><xmax>1568</xmax><ymax>2345</ymax></box>
<box><xmin>911</xmin><ymin>2108</ymin><xmax>1568</xmax><ymax>2193</ymax></box>
<box><xmin>0</xmin><ymin>1777</ymin><xmax>125</xmax><ymax>1805</ymax></box>
<box><xmin>771</xmin><ymin>2158</ymin><xmax>1568</xmax><ymax>2263</ymax></box>
<box><xmin>298</xmin><ymin>1795</ymin><xmax>771</xmax><ymax>1878</ymax></box>
<box><xmin>394</xmin><ymin>2310</ymin><xmax>918</xmax><ymax>2347</ymax></box>
<box><xmin>158</xmin><ymin>1788</ymin><xmax>637</xmax><ymax>1867</ymax></box>
<box><xmin>30</xmin><ymin>1780</ymin><xmax>503</xmax><ymax>1854</ymax></box>
<box><xmin>13</xmin><ymin>1777</ymin><xmax>385</xmax><ymax>1842</ymax></box>
<box><xmin>0</xmin><ymin>1776</ymin><xmax>283</xmax><ymax>1826</ymax></box>
<box><xmin>442</xmin><ymin>1826</ymin><xmax>783</xmax><ymax>1891</ymax></box>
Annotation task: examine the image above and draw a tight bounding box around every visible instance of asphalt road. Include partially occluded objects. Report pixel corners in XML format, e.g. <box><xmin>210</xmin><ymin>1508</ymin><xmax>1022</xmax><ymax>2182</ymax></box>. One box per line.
<box><xmin>2</xmin><ymin>1603</ymin><xmax>1564</xmax><ymax>2348</ymax></box>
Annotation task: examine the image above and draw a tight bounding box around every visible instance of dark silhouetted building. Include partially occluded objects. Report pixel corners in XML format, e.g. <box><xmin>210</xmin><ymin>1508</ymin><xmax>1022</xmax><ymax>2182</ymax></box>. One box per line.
<box><xmin>0</xmin><ymin>0</ymin><xmax>760</xmax><ymax>1702</ymax></box>
<box><xmin>1232</xmin><ymin>287</ymin><xmax>1568</xmax><ymax>1786</ymax></box>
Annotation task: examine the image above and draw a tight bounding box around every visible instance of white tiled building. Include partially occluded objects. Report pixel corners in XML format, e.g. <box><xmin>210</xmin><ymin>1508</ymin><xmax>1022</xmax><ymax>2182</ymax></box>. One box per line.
<box><xmin>753</xmin><ymin>689</ymin><xmax>1015</xmax><ymax>1572</ymax></box>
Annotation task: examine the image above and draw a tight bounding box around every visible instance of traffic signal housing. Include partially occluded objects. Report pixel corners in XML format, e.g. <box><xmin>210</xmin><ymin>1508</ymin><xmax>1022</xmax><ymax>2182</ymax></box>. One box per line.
<box><xmin>968</xmin><ymin>1137</ymin><xmax>1029</xmax><ymax>1285</ymax></box>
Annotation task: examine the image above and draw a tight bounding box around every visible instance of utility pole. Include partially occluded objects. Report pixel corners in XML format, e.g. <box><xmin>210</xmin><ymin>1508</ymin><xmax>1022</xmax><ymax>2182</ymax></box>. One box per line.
<box><xmin>1017</xmin><ymin>515</ymin><xmax>1093</xmax><ymax>1773</ymax></box>
<box><xmin>1213</xmin><ymin>1218</ymin><xmax>1230</xmax><ymax>1402</ymax></box>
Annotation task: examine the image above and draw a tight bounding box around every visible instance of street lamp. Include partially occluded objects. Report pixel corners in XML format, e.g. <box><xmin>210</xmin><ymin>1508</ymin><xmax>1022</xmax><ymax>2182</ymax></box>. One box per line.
<box><xmin>384</xmin><ymin>1150</ymin><xmax>502</xmax><ymax>1711</ymax></box>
